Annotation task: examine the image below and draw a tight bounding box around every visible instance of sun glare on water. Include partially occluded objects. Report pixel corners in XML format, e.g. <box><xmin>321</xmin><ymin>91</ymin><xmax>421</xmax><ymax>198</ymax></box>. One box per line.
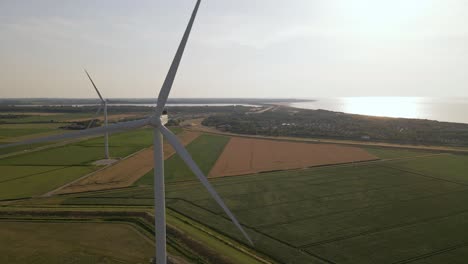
<box><xmin>340</xmin><ymin>97</ymin><xmax>423</xmax><ymax>119</ymax></box>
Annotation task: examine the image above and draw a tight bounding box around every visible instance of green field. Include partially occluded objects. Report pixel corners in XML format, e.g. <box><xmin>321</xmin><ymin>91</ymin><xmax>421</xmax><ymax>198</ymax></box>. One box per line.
<box><xmin>0</xmin><ymin>141</ymin><xmax>55</xmax><ymax>157</ymax></box>
<box><xmin>0</xmin><ymin>166</ymin><xmax>94</xmax><ymax>200</ymax></box>
<box><xmin>0</xmin><ymin>221</ymin><xmax>154</xmax><ymax>264</ymax></box>
<box><xmin>0</xmin><ymin>128</ymin><xmax>156</xmax><ymax>200</ymax></box>
<box><xmin>0</xmin><ymin>112</ymin><xmax>92</xmax><ymax>124</ymax></box>
<box><xmin>386</xmin><ymin>154</ymin><xmax>468</xmax><ymax>184</ymax></box>
<box><xmin>63</xmin><ymin>149</ymin><xmax>468</xmax><ymax>263</ymax></box>
<box><xmin>137</xmin><ymin>134</ymin><xmax>230</xmax><ymax>185</ymax></box>
<box><xmin>0</xmin><ymin>123</ymin><xmax>70</xmax><ymax>156</ymax></box>
<box><xmin>364</xmin><ymin>146</ymin><xmax>434</xmax><ymax>159</ymax></box>
<box><xmin>0</xmin><ymin>128</ymin><xmax>154</xmax><ymax>165</ymax></box>
<box><xmin>0</xmin><ymin>123</ymin><xmax>67</xmax><ymax>141</ymax></box>
<box><xmin>3</xmin><ymin>125</ymin><xmax>468</xmax><ymax>263</ymax></box>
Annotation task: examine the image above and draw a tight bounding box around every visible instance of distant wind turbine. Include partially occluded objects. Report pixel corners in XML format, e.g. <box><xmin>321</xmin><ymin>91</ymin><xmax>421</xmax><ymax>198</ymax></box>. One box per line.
<box><xmin>84</xmin><ymin>69</ymin><xmax>110</xmax><ymax>159</ymax></box>
<box><xmin>0</xmin><ymin>1</ymin><xmax>253</xmax><ymax>263</ymax></box>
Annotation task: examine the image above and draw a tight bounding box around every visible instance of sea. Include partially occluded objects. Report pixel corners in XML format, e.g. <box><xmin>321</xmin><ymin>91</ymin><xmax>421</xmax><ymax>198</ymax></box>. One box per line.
<box><xmin>11</xmin><ymin>97</ymin><xmax>468</xmax><ymax>124</ymax></box>
<box><xmin>289</xmin><ymin>97</ymin><xmax>468</xmax><ymax>124</ymax></box>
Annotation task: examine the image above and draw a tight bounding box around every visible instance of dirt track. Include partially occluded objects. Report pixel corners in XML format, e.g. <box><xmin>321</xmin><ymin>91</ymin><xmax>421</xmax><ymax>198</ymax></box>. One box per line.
<box><xmin>54</xmin><ymin>131</ymin><xmax>200</xmax><ymax>194</ymax></box>
<box><xmin>209</xmin><ymin>137</ymin><xmax>378</xmax><ymax>177</ymax></box>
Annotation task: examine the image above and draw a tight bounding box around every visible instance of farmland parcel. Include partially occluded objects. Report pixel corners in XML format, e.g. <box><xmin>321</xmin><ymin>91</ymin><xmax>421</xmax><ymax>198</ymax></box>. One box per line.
<box><xmin>0</xmin><ymin>221</ymin><xmax>154</xmax><ymax>264</ymax></box>
<box><xmin>2</xmin><ymin>123</ymin><xmax>468</xmax><ymax>263</ymax></box>
<box><xmin>209</xmin><ymin>137</ymin><xmax>378</xmax><ymax>177</ymax></box>
<box><xmin>65</xmin><ymin>150</ymin><xmax>468</xmax><ymax>263</ymax></box>
<box><xmin>55</xmin><ymin>131</ymin><xmax>200</xmax><ymax>194</ymax></box>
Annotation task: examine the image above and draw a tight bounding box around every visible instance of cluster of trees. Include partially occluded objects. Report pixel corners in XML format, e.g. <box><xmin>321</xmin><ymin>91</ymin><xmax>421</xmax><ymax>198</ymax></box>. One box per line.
<box><xmin>165</xmin><ymin>105</ymin><xmax>253</xmax><ymax>125</ymax></box>
<box><xmin>59</xmin><ymin>120</ymin><xmax>102</xmax><ymax>130</ymax></box>
<box><xmin>202</xmin><ymin>107</ymin><xmax>468</xmax><ymax>146</ymax></box>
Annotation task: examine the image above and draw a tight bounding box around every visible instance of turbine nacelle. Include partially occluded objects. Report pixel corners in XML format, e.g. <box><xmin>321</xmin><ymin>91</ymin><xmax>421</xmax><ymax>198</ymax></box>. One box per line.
<box><xmin>161</xmin><ymin>113</ymin><xmax>169</xmax><ymax>126</ymax></box>
<box><xmin>148</xmin><ymin>115</ymin><xmax>168</xmax><ymax>128</ymax></box>
<box><xmin>149</xmin><ymin>108</ymin><xmax>168</xmax><ymax>128</ymax></box>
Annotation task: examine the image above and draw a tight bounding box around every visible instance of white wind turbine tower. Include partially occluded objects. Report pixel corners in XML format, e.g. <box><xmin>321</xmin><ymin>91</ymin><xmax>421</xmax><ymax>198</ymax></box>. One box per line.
<box><xmin>0</xmin><ymin>1</ymin><xmax>253</xmax><ymax>263</ymax></box>
<box><xmin>84</xmin><ymin>69</ymin><xmax>110</xmax><ymax>159</ymax></box>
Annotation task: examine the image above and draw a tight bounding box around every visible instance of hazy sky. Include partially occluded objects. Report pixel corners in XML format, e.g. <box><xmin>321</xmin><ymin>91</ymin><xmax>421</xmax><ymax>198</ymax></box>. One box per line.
<box><xmin>1</xmin><ymin>0</ymin><xmax>468</xmax><ymax>98</ymax></box>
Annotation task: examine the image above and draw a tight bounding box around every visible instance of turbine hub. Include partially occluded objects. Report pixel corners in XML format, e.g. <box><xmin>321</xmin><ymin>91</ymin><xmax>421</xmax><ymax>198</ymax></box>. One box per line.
<box><xmin>149</xmin><ymin>116</ymin><xmax>162</xmax><ymax>128</ymax></box>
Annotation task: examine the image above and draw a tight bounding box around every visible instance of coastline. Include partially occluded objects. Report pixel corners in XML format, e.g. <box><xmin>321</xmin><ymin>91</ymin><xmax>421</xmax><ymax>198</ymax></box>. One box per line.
<box><xmin>282</xmin><ymin>97</ymin><xmax>468</xmax><ymax>125</ymax></box>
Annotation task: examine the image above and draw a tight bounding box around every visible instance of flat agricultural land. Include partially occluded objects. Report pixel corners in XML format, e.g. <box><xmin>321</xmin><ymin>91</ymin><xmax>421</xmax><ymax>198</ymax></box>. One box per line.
<box><xmin>0</xmin><ymin>113</ymin><xmax>92</xmax><ymax>124</ymax></box>
<box><xmin>209</xmin><ymin>137</ymin><xmax>378</xmax><ymax>177</ymax></box>
<box><xmin>0</xmin><ymin>128</ymin><xmax>157</xmax><ymax>199</ymax></box>
<box><xmin>364</xmin><ymin>146</ymin><xmax>436</xmax><ymax>159</ymax></box>
<box><xmin>0</xmin><ymin>221</ymin><xmax>154</xmax><ymax>264</ymax></box>
<box><xmin>64</xmin><ymin>149</ymin><xmax>468</xmax><ymax>264</ymax></box>
<box><xmin>167</xmin><ymin>153</ymin><xmax>468</xmax><ymax>263</ymax></box>
<box><xmin>0</xmin><ymin>166</ymin><xmax>94</xmax><ymax>200</ymax></box>
<box><xmin>0</xmin><ymin>123</ymin><xmax>67</xmax><ymax>143</ymax></box>
<box><xmin>55</xmin><ymin>131</ymin><xmax>200</xmax><ymax>194</ymax></box>
<box><xmin>3</xmin><ymin>121</ymin><xmax>468</xmax><ymax>263</ymax></box>
<box><xmin>137</xmin><ymin>134</ymin><xmax>230</xmax><ymax>185</ymax></box>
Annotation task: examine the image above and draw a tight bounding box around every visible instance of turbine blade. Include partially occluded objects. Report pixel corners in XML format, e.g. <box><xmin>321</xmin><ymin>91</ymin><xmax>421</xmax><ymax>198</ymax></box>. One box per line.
<box><xmin>159</xmin><ymin>125</ymin><xmax>254</xmax><ymax>246</ymax></box>
<box><xmin>155</xmin><ymin>0</ymin><xmax>201</xmax><ymax>116</ymax></box>
<box><xmin>84</xmin><ymin>69</ymin><xmax>105</xmax><ymax>102</ymax></box>
<box><xmin>0</xmin><ymin>118</ymin><xmax>150</xmax><ymax>149</ymax></box>
<box><xmin>86</xmin><ymin>104</ymin><xmax>103</xmax><ymax>129</ymax></box>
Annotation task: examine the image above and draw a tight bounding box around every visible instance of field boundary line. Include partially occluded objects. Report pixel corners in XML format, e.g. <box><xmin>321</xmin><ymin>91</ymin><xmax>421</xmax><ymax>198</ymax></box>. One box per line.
<box><xmin>1</xmin><ymin>204</ymin><xmax>273</xmax><ymax>264</ymax></box>
<box><xmin>379</xmin><ymin>153</ymin><xmax>449</xmax><ymax>162</ymax></box>
<box><xmin>172</xmin><ymin>153</ymin><xmax>445</xmax><ymax>186</ymax></box>
<box><xmin>0</xmin><ymin>134</ymin><xmax>106</xmax><ymax>159</ymax></box>
<box><xmin>208</xmin><ymin>157</ymin><xmax>381</xmax><ymax>179</ymax></box>
<box><xmin>54</xmin><ymin>130</ymin><xmax>200</xmax><ymax>195</ymax></box>
<box><xmin>167</xmin><ymin>210</ymin><xmax>276</xmax><ymax>264</ymax></box>
<box><xmin>392</xmin><ymin>242</ymin><xmax>468</xmax><ymax>263</ymax></box>
<box><xmin>252</xmin><ymin>182</ymin><xmax>462</xmax><ymax>229</ymax></box>
<box><xmin>0</xmin><ymin>217</ymin><xmax>155</xmax><ymax>244</ymax></box>
<box><xmin>168</xmin><ymin>160</ymin><xmax>385</xmax><ymax>188</ymax></box>
<box><xmin>59</xmin><ymin>186</ymin><xmax>151</xmax><ymax>197</ymax></box>
<box><xmin>169</xmin><ymin>159</ymin><xmax>393</xmax><ymax>189</ymax></box>
<box><xmin>188</xmin><ymin>171</ymin><xmax>423</xmax><ymax>206</ymax></box>
<box><xmin>244</xmin><ymin>222</ymin><xmax>337</xmax><ymax>264</ymax></box>
<box><xmin>0</xmin><ymin>166</ymin><xmax>67</xmax><ymax>184</ymax></box>
<box><xmin>253</xmin><ymin>188</ymin><xmax>468</xmax><ymax>233</ymax></box>
<box><xmin>187</xmin><ymin>125</ymin><xmax>468</xmax><ymax>154</ymax></box>
<box><xmin>379</xmin><ymin>163</ymin><xmax>468</xmax><ymax>187</ymax></box>
<box><xmin>168</xmin><ymin>204</ymin><xmax>306</xmax><ymax>264</ymax></box>
<box><xmin>169</xmin><ymin>198</ymin><xmax>336</xmax><ymax>263</ymax></box>
<box><xmin>207</xmin><ymin>135</ymin><xmax>380</xmax><ymax>178</ymax></box>
<box><xmin>300</xmin><ymin>207</ymin><xmax>468</xmax><ymax>249</ymax></box>
<box><xmin>0</xmin><ymin>213</ymin><xmax>250</xmax><ymax>264</ymax></box>
<box><xmin>42</xmin><ymin>147</ymin><xmax>151</xmax><ymax>197</ymax></box>
<box><xmin>207</xmin><ymin>136</ymin><xmax>233</xmax><ymax>177</ymax></box>
<box><xmin>54</xmin><ymin>186</ymin><xmax>150</xmax><ymax>199</ymax></box>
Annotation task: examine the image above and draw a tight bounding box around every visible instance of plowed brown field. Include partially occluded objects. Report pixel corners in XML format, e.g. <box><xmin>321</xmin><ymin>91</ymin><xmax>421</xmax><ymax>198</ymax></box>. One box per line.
<box><xmin>54</xmin><ymin>131</ymin><xmax>200</xmax><ymax>194</ymax></box>
<box><xmin>209</xmin><ymin>137</ymin><xmax>378</xmax><ymax>177</ymax></box>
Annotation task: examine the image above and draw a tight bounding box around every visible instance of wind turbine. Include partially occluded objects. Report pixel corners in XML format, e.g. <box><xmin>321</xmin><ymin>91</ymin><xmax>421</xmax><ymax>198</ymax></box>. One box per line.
<box><xmin>84</xmin><ymin>69</ymin><xmax>110</xmax><ymax>159</ymax></box>
<box><xmin>0</xmin><ymin>1</ymin><xmax>253</xmax><ymax>263</ymax></box>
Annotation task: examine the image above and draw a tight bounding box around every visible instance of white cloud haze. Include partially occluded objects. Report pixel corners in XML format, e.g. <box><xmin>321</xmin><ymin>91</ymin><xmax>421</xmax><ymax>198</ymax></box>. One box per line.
<box><xmin>1</xmin><ymin>0</ymin><xmax>467</xmax><ymax>98</ymax></box>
